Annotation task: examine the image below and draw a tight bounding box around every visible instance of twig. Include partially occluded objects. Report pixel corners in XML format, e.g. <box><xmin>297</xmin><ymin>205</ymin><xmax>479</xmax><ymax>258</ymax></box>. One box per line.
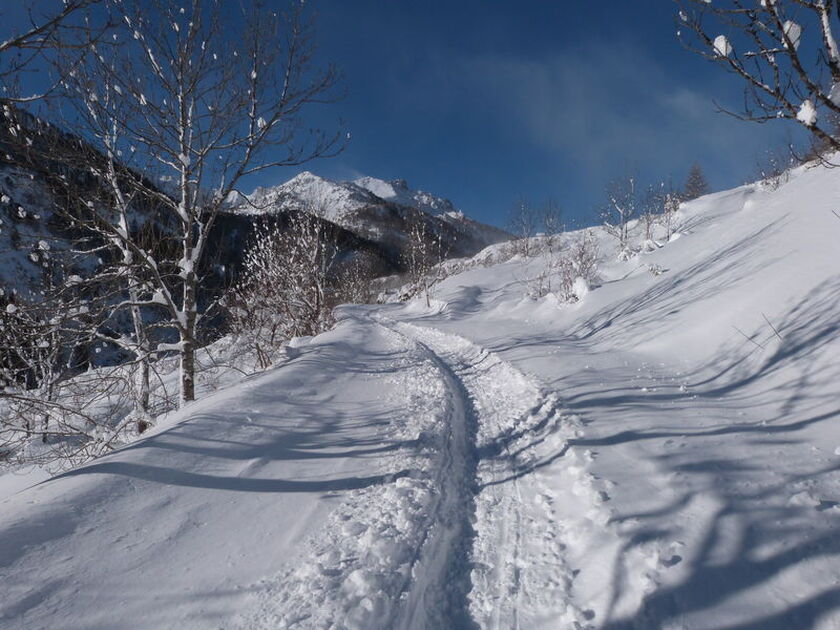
<box><xmin>732</xmin><ymin>325</ymin><xmax>766</xmax><ymax>350</ymax></box>
<box><xmin>762</xmin><ymin>312</ymin><xmax>783</xmax><ymax>342</ymax></box>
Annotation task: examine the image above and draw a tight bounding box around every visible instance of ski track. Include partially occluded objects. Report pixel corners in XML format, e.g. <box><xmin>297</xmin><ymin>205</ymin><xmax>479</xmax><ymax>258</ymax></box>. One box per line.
<box><xmin>387</xmin><ymin>330</ymin><xmax>479</xmax><ymax>630</ymax></box>
<box><xmin>239</xmin><ymin>313</ymin><xmax>617</xmax><ymax>628</ymax></box>
<box><xmin>383</xmin><ymin>319</ymin><xmax>608</xmax><ymax>629</ymax></box>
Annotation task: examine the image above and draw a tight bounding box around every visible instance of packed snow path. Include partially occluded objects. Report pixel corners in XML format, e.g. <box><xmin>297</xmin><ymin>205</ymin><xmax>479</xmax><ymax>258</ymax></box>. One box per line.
<box><xmin>377</xmin><ymin>318</ymin><xmax>592</xmax><ymax>629</ymax></box>
<box><xmin>379</xmin><ymin>323</ymin><xmax>480</xmax><ymax>630</ymax></box>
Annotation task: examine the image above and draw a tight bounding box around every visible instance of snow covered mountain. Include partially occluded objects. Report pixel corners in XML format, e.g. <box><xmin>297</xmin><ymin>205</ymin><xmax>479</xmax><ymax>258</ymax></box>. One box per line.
<box><xmin>241</xmin><ymin>171</ymin><xmax>375</xmax><ymax>223</ymax></box>
<box><xmin>354</xmin><ymin>175</ymin><xmax>459</xmax><ymax>216</ymax></box>
<box><xmin>240</xmin><ymin>171</ymin><xmax>459</xmax><ymax>221</ymax></box>
<box><xmin>4</xmin><ymin>160</ymin><xmax>840</xmax><ymax>628</ymax></box>
<box><xmin>232</xmin><ymin>171</ymin><xmax>511</xmax><ymax>260</ymax></box>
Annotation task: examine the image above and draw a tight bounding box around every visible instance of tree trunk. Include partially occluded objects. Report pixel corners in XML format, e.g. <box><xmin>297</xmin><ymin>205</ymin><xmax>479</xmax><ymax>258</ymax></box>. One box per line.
<box><xmin>179</xmin><ymin>275</ymin><xmax>197</xmax><ymax>405</ymax></box>
<box><xmin>180</xmin><ymin>334</ymin><xmax>195</xmax><ymax>405</ymax></box>
<box><xmin>136</xmin><ymin>358</ymin><xmax>150</xmax><ymax>416</ymax></box>
<box><xmin>129</xmin><ymin>299</ymin><xmax>151</xmax><ymax>415</ymax></box>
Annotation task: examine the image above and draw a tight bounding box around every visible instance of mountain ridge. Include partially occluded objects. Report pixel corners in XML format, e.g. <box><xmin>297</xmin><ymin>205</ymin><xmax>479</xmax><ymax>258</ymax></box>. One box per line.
<box><xmin>229</xmin><ymin>171</ymin><xmax>511</xmax><ymax>260</ymax></box>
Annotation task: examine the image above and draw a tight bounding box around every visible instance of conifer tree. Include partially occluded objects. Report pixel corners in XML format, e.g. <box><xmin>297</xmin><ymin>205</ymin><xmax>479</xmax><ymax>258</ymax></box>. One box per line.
<box><xmin>682</xmin><ymin>164</ymin><xmax>710</xmax><ymax>201</ymax></box>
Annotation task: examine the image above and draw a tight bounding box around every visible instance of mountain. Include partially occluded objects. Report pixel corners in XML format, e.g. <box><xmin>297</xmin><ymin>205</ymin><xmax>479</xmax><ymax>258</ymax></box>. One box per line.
<box><xmin>232</xmin><ymin>171</ymin><xmax>511</xmax><ymax>261</ymax></box>
<box><xmin>354</xmin><ymin>176</ymin><xmax>459</xmax><ymax>216</ymax></box>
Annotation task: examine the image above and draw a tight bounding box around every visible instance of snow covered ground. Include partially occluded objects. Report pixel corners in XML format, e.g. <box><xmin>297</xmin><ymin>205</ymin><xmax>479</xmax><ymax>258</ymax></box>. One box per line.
<box><xmin>2</xmin><ymin>161</ymin><xmax>840</xmax><ymax>628</ymax></box>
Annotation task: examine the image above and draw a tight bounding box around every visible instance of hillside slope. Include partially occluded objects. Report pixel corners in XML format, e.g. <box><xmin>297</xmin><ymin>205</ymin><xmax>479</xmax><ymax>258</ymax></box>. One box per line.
<box><xmin>1</xmin><ymin>162</ymin><xmax>840</xmax><ymax>628</ymax></box>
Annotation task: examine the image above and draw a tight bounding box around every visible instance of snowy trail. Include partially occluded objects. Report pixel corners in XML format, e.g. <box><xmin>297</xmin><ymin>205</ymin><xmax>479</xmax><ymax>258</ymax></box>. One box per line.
<box><xmin>231</xmin><ymin>313</ymin><xmax>594</xmax><ymax>629</ymax></box>
<box><xmin>378</xmin><ymin>317</ymin><xmax>603</xmax><ymax>629</ymax></box>
<box><xmin>385</xmin><ymin>329</ymin><xmax>479</xmax><ymax>630</ymax></box>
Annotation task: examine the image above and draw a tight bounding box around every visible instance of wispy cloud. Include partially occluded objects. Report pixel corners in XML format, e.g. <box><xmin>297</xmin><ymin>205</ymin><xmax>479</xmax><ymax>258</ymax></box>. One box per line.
<box><xmin>394</xmin><ymin>41</ymin><xmax>795</xmax><ymax>190</ymax></box>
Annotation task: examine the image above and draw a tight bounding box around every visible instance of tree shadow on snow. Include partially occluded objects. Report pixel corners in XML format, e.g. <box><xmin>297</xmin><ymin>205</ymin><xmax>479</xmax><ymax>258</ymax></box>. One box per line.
<box><xmin>466</xmin><ymin>274</ymin><xmax>840</xmax><ymax>628</ymax></box>
<box><xmin>51</xmin><ymin>343</ymin><xmax>430</xmax><ymax>497</ymax></box>
<box><xmin>581</xmin><ymin>280</ymin><xmax>840</xmax><ymax>628</ymax></box>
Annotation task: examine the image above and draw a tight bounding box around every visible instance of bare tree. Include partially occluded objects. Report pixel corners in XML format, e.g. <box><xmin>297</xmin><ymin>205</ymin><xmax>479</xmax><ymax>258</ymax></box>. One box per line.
<box><xmin>335</xmin><ymin>253</ymin><xmax>377</xmax><ymax>306</ymax></box>
<box><xmin>639</xmin><ymin>180</ymin><xmax>681</xmax><ymax>245</ymax></box>
<box><xmin>224</xmin><ymin>213</ymin><xmax>339</xmax><ymax>370</ymax></box>
<box><xmin>542</xmin><ymin>198</ymin><xmax>564</xmax><ymax>254</ymax></box>
<box><xmin>508</xmin><ymin>197</ymin><xmax>539</xmax><ymax>257</ymax></box>
<box><xmin>601</xmin><ymin>173</ymin><xmax>638</xmax><ymax>255</ymax></box>
<box><xmin>48</xmin><ymin>0</ymin><xmax>341</xmax><ymax>404</ymax></box>
<box><xmin>0</xmin><ymin>0</ymin><xmax>103</xmax><ymax>102</ymax></box>
<box><xmin>401</xmin><ymin>212</ymin><xmax>442</xmax><ymax>307</ymax></box>
<box><xmin>677</xmin><ymin>0</ymin><xmax>840</xmax><ymax>159</ymax></box>
<box><xmin>661</xmin><ymin>183</ymin><xmax>682</xmax><ymax>241</ymax></box>
<box><xmin>640</xmin><ymin>184</ymin><xmax>661</xmax><ymax>244</ymax></box>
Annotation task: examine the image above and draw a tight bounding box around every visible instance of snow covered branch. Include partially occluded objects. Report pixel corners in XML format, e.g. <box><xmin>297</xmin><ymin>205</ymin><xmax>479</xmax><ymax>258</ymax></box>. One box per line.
<box><xmin>677</xmin><ymin>0</ymin><xmax>840</xmax><ymax>159</ymax></box>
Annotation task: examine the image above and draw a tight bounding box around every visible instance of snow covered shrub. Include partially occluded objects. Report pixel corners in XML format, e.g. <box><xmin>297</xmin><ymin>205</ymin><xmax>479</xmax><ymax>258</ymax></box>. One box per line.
<box><xmin>752</xmin><ymin>148</ymin><xmax>794</xmax><ymax>191</ymax></box>
<box><xmin>1</xmin><ymin>368</ymin><xmax>140</xmax><ymax>469</ymax></box>
<box><xmin>224</xmin><ymin>214</ymin><xmax>341</xmax><ymax>370</ymax></box>
<box><xmin>400</xmin><ymin>214</ymin><xmax>444</xmax><ymax>306</ymax></box>
<box><xmin>554</xmin><ymin>231</ymin><xmax>600</xmax><ymax>302</ymax></box>
<box><xmin>527</xmin><ymin>230</ymin><xmax>600</xmax><ymax>302</ymax></box>
<box><xmin>526</xmin><ymin>266</ymin><xmax>553</xmax><ymax>299</ymax></box>
<box><xmin>0</xmin><ymin>291</ymin><xmax>143</xmax><ymax>469</ymax></box>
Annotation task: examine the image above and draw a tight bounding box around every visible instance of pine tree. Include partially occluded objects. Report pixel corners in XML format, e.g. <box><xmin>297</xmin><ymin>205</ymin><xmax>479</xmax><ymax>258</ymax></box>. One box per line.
<box><xmin>682</xmin><ymin>164</ymin><xmax>710</xmax><ymax>201</ymax></box>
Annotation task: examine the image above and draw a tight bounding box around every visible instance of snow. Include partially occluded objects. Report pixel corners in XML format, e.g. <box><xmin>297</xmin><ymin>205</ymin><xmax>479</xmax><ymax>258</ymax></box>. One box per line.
<box><xmin>830</xmin><ymin>83</ymin><xmax>840</xmax><ymax>107</ymax></box>
<box><xmin>3</xmin><ymin>160</ymin><xmax>840</xmax><ymax>628</ymax></box>
<box><xmin>783</xmin><ymin>20</ymin><xmax>802</xmax><ymax>50</ymax></box>
<box><xmin>236</xmin><ymin>172</ymin><xmax>462</xmax><ymax>222</ymax></box>
<box><xmin>354</xmin><ymin>176</ymin><xmax>459</xmax><ymax>216</ymax></box>
<box><xmin>229</xmin><ymin>170</ymin><xmax>509</xmax><ymax>259</ymax></box>
<box><xmin>713</xmin><ymin>34</ymin><xmax>732</xmax><ymax>57</ymax></box>
<box><xmin>572</xmin><ymin>276</ymin><xmax>590</xmax><ymax>300</ymax></box>
<box><xmin>239</xmin><ymin>170</ymin><xmax>375</xmax><ymax>223</ymax></box>
<box><xmin>797</xmin><ymin>99</ymin><xmax>817</xmax><ymax>126</ymax></box>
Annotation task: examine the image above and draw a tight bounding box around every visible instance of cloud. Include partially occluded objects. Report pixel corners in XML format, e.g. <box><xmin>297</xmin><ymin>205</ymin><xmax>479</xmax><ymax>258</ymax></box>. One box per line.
<box><xmin>395</xmin><ymin>42</ymin><xmax>794</xmax><ymax>188</ymax></box>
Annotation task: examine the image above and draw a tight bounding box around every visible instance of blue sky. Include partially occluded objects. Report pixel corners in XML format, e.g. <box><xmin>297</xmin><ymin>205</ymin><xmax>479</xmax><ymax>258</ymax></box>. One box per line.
<box><xmin>283</xmin><ymin>0</ymin><xmax>802</xmax><ymax>227</ymax></box>
<box><xmin>6</xmin><ymin>1</ymin><xmax>804</xmax><ymax>228</ymax></box>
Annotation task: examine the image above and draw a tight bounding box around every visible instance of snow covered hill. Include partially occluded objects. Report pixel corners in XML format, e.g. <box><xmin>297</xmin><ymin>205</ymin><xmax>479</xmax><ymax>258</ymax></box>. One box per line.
<box><xmin>232</xmin><ymin>171</ymin><xmax>511</xmax><ymax>260</ymax></box>
<box><xmin>2</xmin><ymin>161</ymin><xmax>840</xmax><ymax>628</ymax></box>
